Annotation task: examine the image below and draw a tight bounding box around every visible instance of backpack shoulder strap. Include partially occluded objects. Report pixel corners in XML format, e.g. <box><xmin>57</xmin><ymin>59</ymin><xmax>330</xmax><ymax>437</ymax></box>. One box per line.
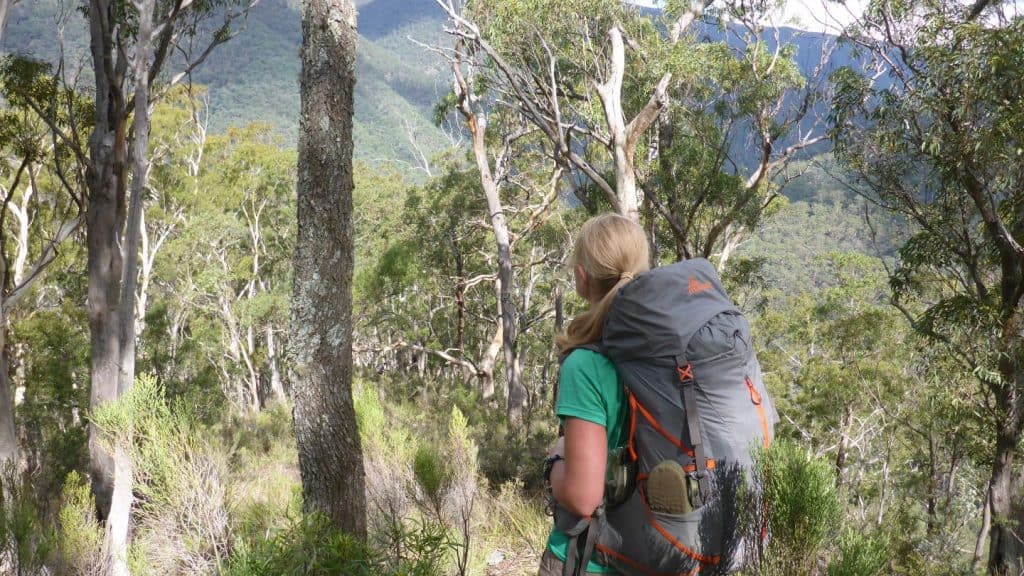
<box><xmin>557</xmin><ymin>342</ymin><xmax>608</xmax><ymax>365</ymax></box>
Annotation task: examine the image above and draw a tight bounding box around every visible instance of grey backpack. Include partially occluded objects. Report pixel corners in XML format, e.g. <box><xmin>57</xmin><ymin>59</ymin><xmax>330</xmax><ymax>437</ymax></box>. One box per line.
<box><xmin>555</xmin><ymin>258</ymin><xmax>778</xmax><ymax>576</ymax></box>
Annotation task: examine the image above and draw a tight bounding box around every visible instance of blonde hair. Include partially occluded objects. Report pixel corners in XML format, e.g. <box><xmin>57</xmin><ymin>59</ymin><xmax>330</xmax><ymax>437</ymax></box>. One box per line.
<box><xmin>556</xmin><ymin>213</ymin><xmax>650</xmax><ymax>353</ymax></box>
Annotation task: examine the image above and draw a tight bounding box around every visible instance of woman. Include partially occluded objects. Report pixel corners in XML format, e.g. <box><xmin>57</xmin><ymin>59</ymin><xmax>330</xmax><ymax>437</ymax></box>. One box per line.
<box><xmin>539</xmin><ymin>213</ymin><xmax>650</xmax><ymax>576</ymax></box>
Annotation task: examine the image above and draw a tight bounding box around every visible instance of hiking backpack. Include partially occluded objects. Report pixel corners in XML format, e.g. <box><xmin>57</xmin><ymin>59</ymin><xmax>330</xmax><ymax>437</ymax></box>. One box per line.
<box><xmin>555</xmin><ymin>258</ymin><xmax>778</xmax><ymax>576</ymax></box>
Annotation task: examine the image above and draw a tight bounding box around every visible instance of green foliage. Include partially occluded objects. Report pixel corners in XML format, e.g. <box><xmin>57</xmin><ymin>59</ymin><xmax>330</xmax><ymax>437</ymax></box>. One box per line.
<box><xmin>90</xmin><ymin>375</ymin><xmax>232</xmax><ymax>574</ymax></box>
<box><xmin>355</xmin><ymin>383</ymin><xmax>417</xmax><ymax>463</ymax></box>
<box><xmin>826</xmin><ymin>528</ymin><xmax>889</xmax><ymax>576</ymax></box>
<box><xmin>831</xmin><ymin>5</ymin><xmax>1024</xmax><ymax>570</ymax></box>
<box><xmin>0</xmin><ymin>54</ymin><xmax>94</xmax><ymax>151</ymax></box>
<box><xmin>219</xmin><ymin>406</ymin><xmax>302</xmax><ymax>556</ymax></box>
<box><xmin>224</xmin><ymin>513</ymin><xmax>446</xmax><ymax>576</ymax></box>
<box><xmin>0</xmin><ymin>463</ymin><xmax>56</xmax><ymax>574</ymax></box>
<box><xmin>481</xmin><ymin>479</ymin><xmax>550</xmax><ymax>553</ymax></box>
<box><xmin>413</xmin><ymin>444</ymin><xmax>451</xmax><ymax>510</ymax></box>
<box><xmin>141</xmin><ymin>113</ymin><xmax>297</xmax><ymax>412</ymax></box>
<box><xmin>757</xmin><ymin>440</ymin><xmax>842</xmax><ymax>576</ymax></box>
<box><xmin>13</xmin><ymin>301</ymin><xmax>91</xmax><ymax>508</ymax></box>
<box><xmin>56</xmin><ymin>471</ymin><xmax>105</xmax><ymax>575</ymax></box>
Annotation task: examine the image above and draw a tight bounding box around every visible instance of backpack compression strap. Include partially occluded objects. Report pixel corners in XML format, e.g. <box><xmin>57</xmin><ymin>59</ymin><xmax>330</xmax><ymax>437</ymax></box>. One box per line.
<box><xmin>677</xmin><ymin>356</ymin><xmax>712</xmax><ymax>500</ymax></box>
<box><xmin>561</xmin><ymin>505</ymin><xmax>606</xmax><ymax>576</ymax></box>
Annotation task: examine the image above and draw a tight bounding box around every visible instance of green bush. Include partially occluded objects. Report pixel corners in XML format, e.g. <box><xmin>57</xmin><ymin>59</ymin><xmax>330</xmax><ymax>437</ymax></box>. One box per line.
<box><xmin>827</xmin><ymin>528</ymin><xmax>889</xmax><ymax>576</ymax></box>
<box><xmin>764</xmin><ymin>441</ymin><xmax>842</xmax><ymax>562</ymax></box>
<box><xmin>90</xmin><ymin>375</ymin><xmax>231</xmax><ymax>574</ymax></box>
<box><xmin>742</xmin><ymin>440</ymin><xmax>844</xmax><ymax>576</ymax></box>
<box><xmin>413</xmin><ymin>444</ymin><xmax>450</xmax><ymax>518</ymax></box>
<box><xmin>56</xmin><ymin>470</ymin><xmax>105</xmax><ymax>575</ymax></box>
<box><xmin>0</xmin><ymin>462</ymin><xmax>55</xmax><ymax>574</ymax></box>
<box><xmin>224</xmin><ymin>513</ymin><xmax>446</xmax><ymax>576</ymax></box>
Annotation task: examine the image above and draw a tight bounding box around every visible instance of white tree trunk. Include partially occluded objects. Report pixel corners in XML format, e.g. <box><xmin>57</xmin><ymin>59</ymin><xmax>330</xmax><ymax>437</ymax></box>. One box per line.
<box><xmin>594</xmin><ymin>26</ymin><xmax>669</xmax><ymax>225</ymax></box>
<box><xmin>8</xmin><ymin>165</ymin><xmax>35</xmax><ymax>286</ymax></box>
<box><xmin>106</xmin><ymin>445</ymin><xmax>134</xmax><ymax>576</ymax></box>
<box><xmin>266</xmin><ymin>325</ymin><xmax>286</xmax><ymax>403</ymax></box>
<box><xmin>0</xmin><ymin>0</ymin><xmax>15</xmax><ymax>46</ymax></box>
<box><xmin>479</xmin><ymin>323</ymin><xmax>502</xmax><ymax>400</ymax></box>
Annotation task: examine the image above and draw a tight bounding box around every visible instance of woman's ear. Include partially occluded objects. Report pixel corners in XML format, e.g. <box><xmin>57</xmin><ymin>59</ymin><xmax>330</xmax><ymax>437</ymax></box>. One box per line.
<box><xmin>574</xmin><ymin>265</ymin><xmax>590</xmax><ymax>301</ymax></box>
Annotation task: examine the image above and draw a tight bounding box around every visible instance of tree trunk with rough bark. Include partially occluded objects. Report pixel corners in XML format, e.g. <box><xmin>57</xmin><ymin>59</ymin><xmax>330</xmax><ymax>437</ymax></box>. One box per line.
<box><xmin>988</xmin><ymin>410</ymin><xmax>1024</xmax><ymax>575</ymax></box>
<box><xmin>291</xmin><ymin>0</ymin><xmax>366</xmax><ymax>537</ymax></box>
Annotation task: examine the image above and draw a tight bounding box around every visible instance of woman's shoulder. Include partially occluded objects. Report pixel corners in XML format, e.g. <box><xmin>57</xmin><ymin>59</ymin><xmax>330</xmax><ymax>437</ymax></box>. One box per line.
<box><xmin>562</xmin><ymin>346</ymin><xmax>615</xmax><ymax>374</ymax></box>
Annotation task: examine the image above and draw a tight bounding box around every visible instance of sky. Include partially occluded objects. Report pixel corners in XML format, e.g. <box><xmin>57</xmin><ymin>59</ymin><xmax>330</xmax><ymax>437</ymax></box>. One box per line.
<box><xmin>629</xmin><ymin>0</ymin><xmax>869</xmax><ymax>34</ymax></box>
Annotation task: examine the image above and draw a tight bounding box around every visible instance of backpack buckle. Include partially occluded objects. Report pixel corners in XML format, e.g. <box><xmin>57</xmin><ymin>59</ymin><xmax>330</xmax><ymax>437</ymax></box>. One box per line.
<box><xmin>676</xmin><ymin>363</ymin><xmax>694</xmax><ymax>382</ymax></box>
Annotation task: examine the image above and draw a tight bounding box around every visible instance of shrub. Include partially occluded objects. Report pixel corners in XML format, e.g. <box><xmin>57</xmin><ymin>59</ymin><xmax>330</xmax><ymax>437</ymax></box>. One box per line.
<box><xmin>0</xmin><ymin>462</ymin><xmax>55</xmax><ymax>575</ymax></box>
<box><xmin>827</xmin><ymin>528</ymin><xmax>889</xmax><ymax>576</ymax></box>
<box><xmin>91</xmin><ymin>374</ymin><xmax>232</xmax><ymax>574</ymax></box>
<box><xmin>412</xmin><ymin>444</ymin><xmax>450</xmax><ymax>521</ymax></box>
<box><xmin>224</xmin><ymin>513</ymin><xmax>445</xmax><ymax>576</ymax></box>
<box><xmin>56</xmin><ymin>471</ymin><xmax>105</xmax><ymax>575</ymax></box>
<box><xmin>480</xmin><ymin>479</ymin><xmax>549</xmax><ymax>555</ymax></box>
<box><xmin>764</xmin><ymin>441</ymin><xmax>842</xmax><ymax>569</ymax></box>
<box><xmin>740</xmin><ymin>440</ymin><xmax>843</xmax><ymax>576</ymax></box>
<box><xmin>356</xmin><ymin>384</ymin><xmax>416</xmax><ymax>536</ymax></box>
<box><xmin>221</xmin><ymin>402</ymin><xmax>301</xmax><ymax>547</ymax></box>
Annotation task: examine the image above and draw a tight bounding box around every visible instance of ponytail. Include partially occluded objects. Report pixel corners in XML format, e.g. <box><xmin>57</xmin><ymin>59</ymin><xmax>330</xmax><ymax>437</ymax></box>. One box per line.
<box><xmin>556</xmin><ymin>273</ymin><xmax>636</xmax><ymax>353</ymax></box>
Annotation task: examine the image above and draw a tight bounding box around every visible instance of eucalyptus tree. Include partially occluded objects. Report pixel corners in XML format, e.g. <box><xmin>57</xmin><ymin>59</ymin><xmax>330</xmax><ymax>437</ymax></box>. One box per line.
<box><xmin>757</xmin><ymin>252</ymin><xmax>985</xmax><ymax>572</ymax></box>
<box><xmin>830</xmin><ymin>1</ymin><xmax>1024</xmax><ymax>571</ymax></box>
<box><xmin>431</xmin><ymin>32</ymin><xmax>568</xmax><ymax>422</ymax></box>
<box><xmin>362</xmin><ymin>154</ymin><xmax>566</xmax><ymax>421</ymax></box>
<box><xmin>191</xmin><ymin>125</ymin><xmax>294</xmax><ymax>410</ymax></box>
<box><xmin>0</xmin><ymin>59</ymin><xmax>91</xmax><ymax>468</ymax></box>
<box><xmin>77</xmin><ymin>0</ymin><xmax>256</xmax><ymax>529</ymax></box>
<box><xmin>434</xmin><ymin>0</ymin><xmax>832</xmax><ymax>267</ymax></box>
<box><xmin>647</xmin><ymin>0</ymin><xmax>833</xmax><ymax>265</ymax></box>
<box><xmin>435</xmin><ymin>0</ymin><xmax>672</xmax><ymax>224</ymax></box>
<box><xmin>140</xmin><ymin>115</ymin><xmax>294</xmax><ymax>412</ymax></box>
<box><xmin>292</xmin><ymin>0</ymin><xmax>365</xmax><ymax>536</ymax></box>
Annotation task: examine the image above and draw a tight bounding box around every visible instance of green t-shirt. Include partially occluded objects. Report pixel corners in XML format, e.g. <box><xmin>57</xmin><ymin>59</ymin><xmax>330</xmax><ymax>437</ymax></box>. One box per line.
<box><xmin>545</xmin><ymin>348</ymin><xmax>627</xmax><ymax>574</ymax></box>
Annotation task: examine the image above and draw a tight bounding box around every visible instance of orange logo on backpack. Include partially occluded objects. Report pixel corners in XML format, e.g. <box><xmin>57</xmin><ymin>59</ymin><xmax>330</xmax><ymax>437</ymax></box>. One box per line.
<box><xmin>688</xmin><ymin>277</ymin><xmax>712</xmax><ymax>295</ymax></box>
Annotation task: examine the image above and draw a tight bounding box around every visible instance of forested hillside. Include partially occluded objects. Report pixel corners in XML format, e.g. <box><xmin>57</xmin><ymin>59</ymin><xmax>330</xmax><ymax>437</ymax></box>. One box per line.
<box><xmin>2</xmin><ymin>0</ymin><xmax>451</xmax><ymax>165</ymax></box>
<box><xmin>2</xmin><ymin>0</ymin><xmax>1022</xmax><ymax>574</ymax></box>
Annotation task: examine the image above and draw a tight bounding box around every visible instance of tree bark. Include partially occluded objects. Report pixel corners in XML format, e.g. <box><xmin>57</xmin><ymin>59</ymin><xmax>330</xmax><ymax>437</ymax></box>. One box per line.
<box><xmin>118</xmin><ymin>0</ymin><xmax>154</xmax><ymax>397</ymax></box>
<box><xmin>0</xmin><ymin>0</ymin><xmax>15</xmax><ymax>47</ymax></box>
<box><xmin>987</xmin><ymin>418</ymin><xmax>1024</xmax><ymax>575</ymax></box>
<box><xmin>106</xmin><ymin>444</ymin><xmax>134</xmax><ymax>576</ymax></box>
<box><xmin>987</xmin><ymin>262</ymin><xmax>1024</xmax><ymax>575</ymax></box>
<box><xmin>451</xmin><ymin>40</ymin><xmax>524</xmax><ymax>423</ymax></box>
<box><xmin>85</xmin><ymin>0</ymin><xmax>129</xmax><ymax>520</ymax></box>
<box><xmin>266</xmin><ymin>325</ymin><xmax>286</xmax><ymax>403</ymax></box>
<box><xmin>0</xmin><ymin>304</ymin><xmax>14</xmax><ymax>466</ymax></box>
<box><xmin>291</xmin><ymin>0</ymin><xmax>366</xmax><ymax>537</ymax></box>
<box><xmin>593</xmin><ymin>26</ymin><xmax>669</xmax><ymax>225</ymax></box>
<box><xmin>100</xmin><ymin>0</ymin><xmax>153</xmax><ymax>569</ymax></box>
<box><xmin>974</xmin><ymin>490</ymin><xmax>991</xmax><ymax>573</ymax></box>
